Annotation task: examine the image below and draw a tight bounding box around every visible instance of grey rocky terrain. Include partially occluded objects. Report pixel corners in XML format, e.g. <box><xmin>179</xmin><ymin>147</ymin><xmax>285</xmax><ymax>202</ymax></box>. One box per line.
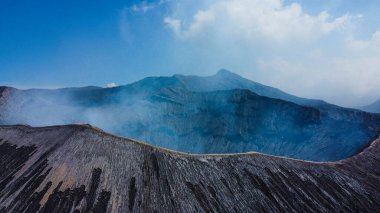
<box><xmin>0</xmin><ymin>124</ymin><xmax>380</xmax><ymax>212</ymax></box>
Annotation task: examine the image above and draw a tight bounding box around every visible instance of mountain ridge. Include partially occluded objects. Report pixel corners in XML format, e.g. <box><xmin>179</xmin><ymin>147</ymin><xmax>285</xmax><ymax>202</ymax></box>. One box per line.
<box><xmin>1</xmin><ymin>71</ymin><xmax>380</xmax><ymax>161</ymax></box>
<box><xmin>0</xmin><ymin>69</ymin><xmax>328</xmax><ymax>107</ymax></box>
<box><xmin>172</xmin><ymin>69</ymin><xmax>328</xmax><ymax>107</ymax></box>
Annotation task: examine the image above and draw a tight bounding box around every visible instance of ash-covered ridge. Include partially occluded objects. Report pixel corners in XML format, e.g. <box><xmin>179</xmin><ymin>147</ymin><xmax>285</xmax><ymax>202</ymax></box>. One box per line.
<box><xmin>0</xmin><ymin>124</ymin><xmax>380</xmax><ymax>212</ymax></box>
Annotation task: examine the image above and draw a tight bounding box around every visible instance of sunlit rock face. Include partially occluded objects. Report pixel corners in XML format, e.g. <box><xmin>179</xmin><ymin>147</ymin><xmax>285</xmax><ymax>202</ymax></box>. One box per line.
<box><xmin>0</xmin><ymin>125</ymin><xmax>380</xmax><ymax>212</ymax></box>
<box><xmin>1</xmin><ymin>71</ymin><xmax>380</xmax><ymax>161</ymax></box>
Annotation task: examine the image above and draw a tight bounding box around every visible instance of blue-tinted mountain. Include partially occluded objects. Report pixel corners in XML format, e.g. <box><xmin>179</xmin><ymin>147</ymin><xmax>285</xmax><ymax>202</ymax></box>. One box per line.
<box><xmin>1</xmin><ymin>71</ymin><xmax>380</xmax><ymax>161</ymax></box>
<box><xmin>174</xmin><ymin>69</ymin><xmax>328</xmax><ymax>107</ymax></box>
<box><xmin>362</xmin><ymin>99</ymin><xmax>380</xmax><ymax>113</ymax></box>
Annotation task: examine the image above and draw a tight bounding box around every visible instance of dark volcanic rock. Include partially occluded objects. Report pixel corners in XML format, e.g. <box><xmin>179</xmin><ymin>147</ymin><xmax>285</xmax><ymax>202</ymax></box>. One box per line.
<box><xmin>0</xmin><ymin>124</ymin><xmax>379</xmax><ymax>212</ymax></box>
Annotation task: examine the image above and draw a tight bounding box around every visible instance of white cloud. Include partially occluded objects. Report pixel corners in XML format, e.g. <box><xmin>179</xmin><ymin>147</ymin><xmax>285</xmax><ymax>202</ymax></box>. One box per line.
<box><xmin>130</xmin><ymin>0</ymin><xmax>169</xmax><ymax>13</ymax></box>
<box><xmin>329</xmin><ymin>57</ymin><xmax>380</xmax><ymax>96</ymax></box>
<box><xmin>119</xmin><ymin>0</ymin><xmax>378</xmax><ymax>107</ymax></box>
<box><xmin>106</xmin><ymin>82</ymin><xmax>118</xmax><ymax>88</ymax></box>
<box><xmin>164</xmin><ymin>0</ymin><xmax>359</xmax><ymax>42</ymax></box>
<box><xmin>161</xmin><ymin>0</ymin><xmax>380</xmax><ymax>107</ymax></box>
<box><xmin>121</xmin><ymin>0</ymin><xmax>170</xmax><ymax>43</ymax></box>
<box><xmin>164</xmin><ymin>18</ymin><xmax>182</xmax><ymax>35</ymax></box>
<box><xmin>254</xmin><ymin>34</ymin><xmax>380</xmax><ymax>107</ymax></box>
<box><xmin>131</xmin><ymin>3</ymin><xmax>154</xmax><ymax>13</ymax></box>
<box><xmin>346</xmin><ymin>30</ymin><xmax>380</xmax><ymax>55</ymax></box>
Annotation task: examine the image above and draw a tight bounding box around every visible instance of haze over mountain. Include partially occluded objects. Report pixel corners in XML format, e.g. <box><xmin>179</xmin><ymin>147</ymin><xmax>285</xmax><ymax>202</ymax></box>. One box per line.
<box><xmin>1</xmin><ymin>124</ymin><xmax>380</xmax><ymax>212</ymax></box>
<box><xmin>2</xmin><ymin>0</ymin><xmax>380</xmax><ymax>107</ymax></box>
<box><xmin>2</xmin><ymin>1</ymin><xmax>380</xmax><ymax>212</ymax></box>
<box><xmin>362</xmin><ymin>99</ymin><xmax>380</xmax><ymax>113</ymax></box>
<box><xmin>173</xmin><ymin>69</ymin><xmax>327</xmax><ymax>107</ymax></box>
<box><xmin>1</xmin><ymin>70</ymin><xmax>380</xmax><ymax>161</ymax></box>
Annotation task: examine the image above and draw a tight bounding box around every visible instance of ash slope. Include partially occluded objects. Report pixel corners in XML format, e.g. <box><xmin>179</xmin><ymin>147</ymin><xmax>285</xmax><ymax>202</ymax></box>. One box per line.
<box><xmin>0</xmin><ymin>125</ymin><xmax>380</xmax><ymax>213</ymax></box>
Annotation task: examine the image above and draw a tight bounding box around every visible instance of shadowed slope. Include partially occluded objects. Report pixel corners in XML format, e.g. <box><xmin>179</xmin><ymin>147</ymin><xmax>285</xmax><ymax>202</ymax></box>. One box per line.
<box><xmin>0</xmin><ymin>124</ymin><xmax>379</xmax><ymax>212</ymax></box>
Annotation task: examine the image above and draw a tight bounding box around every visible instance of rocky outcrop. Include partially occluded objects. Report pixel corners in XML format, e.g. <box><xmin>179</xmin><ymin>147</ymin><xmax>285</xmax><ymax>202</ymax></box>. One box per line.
<box><xmin>0</xmin><ymin>124</ymin><xmax>379</xmax><ymax>212</ymax></box>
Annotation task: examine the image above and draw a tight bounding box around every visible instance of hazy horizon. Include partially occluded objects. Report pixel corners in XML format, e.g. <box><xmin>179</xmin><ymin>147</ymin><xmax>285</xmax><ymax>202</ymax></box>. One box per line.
<box><xmin>1</xmin><ymin>0</ymin><xmax>380</xmax><ymax>107</ymax></box>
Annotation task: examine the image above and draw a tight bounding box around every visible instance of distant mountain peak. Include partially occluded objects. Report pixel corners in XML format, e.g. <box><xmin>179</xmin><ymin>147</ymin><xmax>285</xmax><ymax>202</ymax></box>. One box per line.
<box><xmin>215</xmin><ymin>69</ymin><xmax>240</xmax><ymax>78</ymax></box>
<box><xmin>171</xmin><ymin>69</ymin><xmax>327</xmax><ymax>107</ymax></box>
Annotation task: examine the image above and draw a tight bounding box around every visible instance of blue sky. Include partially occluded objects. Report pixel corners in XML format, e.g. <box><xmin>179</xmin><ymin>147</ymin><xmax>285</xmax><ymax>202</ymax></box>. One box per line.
<box><xmin>1</xmin><ymin>0</ymin><xmax>380</xmax><ymax>107</ymax></box>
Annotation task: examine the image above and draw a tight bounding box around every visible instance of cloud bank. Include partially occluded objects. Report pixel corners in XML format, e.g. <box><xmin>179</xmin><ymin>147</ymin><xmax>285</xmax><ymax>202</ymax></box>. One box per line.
<box><xmin>159</xmin><ymin>0</ymin><xmax>380</xmax><ymax>106</ymax></box>
<box><xmin>120</xmin><ymin>0</ymin><xmax>380</xmax><ymax>107</ymax></box>
<box><xmin>164</xmin><ymin>0</ymin><xmax>358</xmax><ymax>42</ymax></box>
